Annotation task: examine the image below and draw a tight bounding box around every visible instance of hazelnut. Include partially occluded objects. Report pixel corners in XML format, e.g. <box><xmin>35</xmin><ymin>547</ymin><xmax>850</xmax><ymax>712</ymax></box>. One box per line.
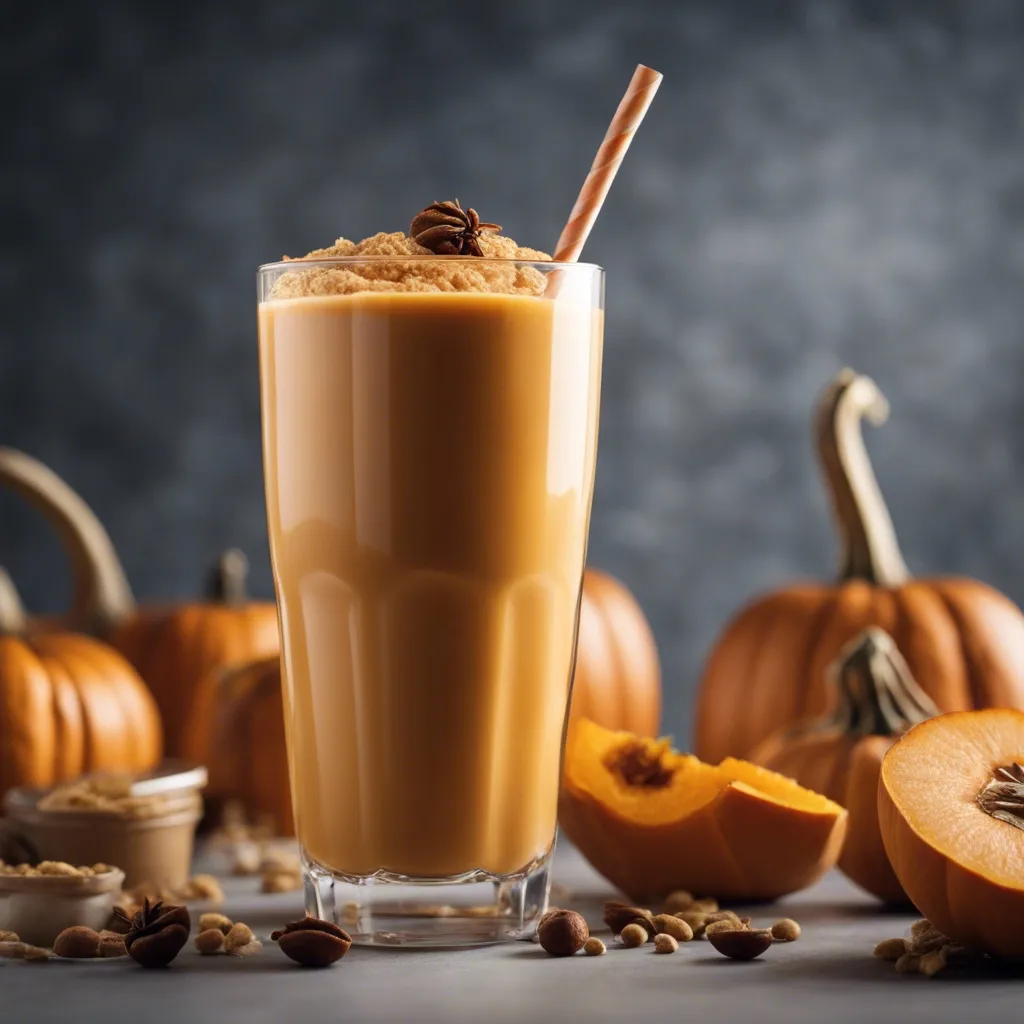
<box><xmin>272</xmin><ymin>917</ymin><xmax>352</xmax><ymax>967</ymax></box>
<box><xmin>224</xmin><ymin>922</ymin><xmax>255</xmax><ymax>952</ymax></box>
<box><xmin>198</xmin><ymin>912</ymin><xmax>234</xmax><ymax>935</ymax></box>
<box><xmin>583</xmin><ymin>937</ymin><xmax>606</xmax><ymax>956</ymax></box>
<box><xmin>619</xmin><ymin>923</ymin><xmax>648</xmax><ymax>948</ymax></box>
<box><xmin>662</xmin><ymin>890</ymin><xmax>694</xmax><ymax>914</ymax></box>
<box><xmin>652</xmin><ymin>915</ymin><xmax>693</xmax><ymax>942</ymax></box>
<box><xmin>53</xmin><ymin>926</ymin><xmax>100</xmax><ymax>959</ymax></box>
<box><xmin>195</xmin><ymin>929</ymin><xmax>226</xmax><ymax>955</ymax></box>
<box><xmin>653</xmin><ymin>933</ymin><xmax>678</xmax><ymax>954</ymax></box>
<box><xmin>707</xmin><ymin>927</ymin><xmax>773</xmax><ymax>961</ymax></box>
<box><xmin>873</xmin><ymin>937</ymin><xmax>908</xmax><ymax>961</ymax></box>
<box><xmin>771</xmin><ymin>918</ymin><xmax>801</xmax><ymax>942</ymax></box>
<box><xmin>537</xmin><ymin>909</ymin><xmax>588</xmax><ymax>957</ymax></box>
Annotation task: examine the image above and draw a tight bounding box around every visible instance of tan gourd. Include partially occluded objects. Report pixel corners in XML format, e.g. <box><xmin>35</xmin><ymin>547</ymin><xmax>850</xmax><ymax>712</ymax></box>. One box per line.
<box><xmin>752</xmin><ymin>628</ymin><xmax>936</xmax><ymax>903</ymax></box>
<box><xmin>694</xmin><ymin>370</ymin><xmax>1024</xmax><ymax>764</ymax></box>
<box><xmin>0</xmin><ymin>568</ymin><xmax>162</xmax><ymax>794</ymax></box>
<box><xmin>0</xmin><ymin>448</ymin><xmax>279</xmax><ymax>760</ymax></box>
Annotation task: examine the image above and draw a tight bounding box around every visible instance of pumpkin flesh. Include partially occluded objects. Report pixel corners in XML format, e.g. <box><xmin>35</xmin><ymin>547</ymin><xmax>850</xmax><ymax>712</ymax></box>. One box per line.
<box><xmin>879</xmin><ymin>709</ymin><xmax>1024</xmax><ymax>958</ymax></box>
<box><xmin>560</xmin><ymin>719</ymin><xmax>846</xmax><ymax>902</ymax></box>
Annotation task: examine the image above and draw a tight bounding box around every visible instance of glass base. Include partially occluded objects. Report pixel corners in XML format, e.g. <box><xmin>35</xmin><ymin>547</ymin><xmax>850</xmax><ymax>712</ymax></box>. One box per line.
<box><xmin>302</xmin><ymin>843</ymin><xmax>554</xmax><ymax>948</ymax></box>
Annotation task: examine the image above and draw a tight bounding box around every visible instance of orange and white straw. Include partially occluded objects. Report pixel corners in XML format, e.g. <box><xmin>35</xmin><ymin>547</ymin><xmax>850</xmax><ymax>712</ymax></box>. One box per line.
<box><xmin>552</xmin><ymin>64</ymin><xmax>663</xmax><ymax>263</ymax></box>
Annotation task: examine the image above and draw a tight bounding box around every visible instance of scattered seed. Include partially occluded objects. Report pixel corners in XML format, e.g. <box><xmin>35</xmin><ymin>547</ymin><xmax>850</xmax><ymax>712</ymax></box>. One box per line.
<box><xmin>895</xmin><ymin>952</ymin><xmax>921</xmax><ymax>974</ymax></box>
<box><xmin>619</xmin><ymin>923</ymin><xmax>648</xmax><ymax>948</ymax></box>
<box><xmin>583</xmin><ymin>937</ymin><xmax>606</xmax><ymax>957</ymax></box>
<box><xmin>873</xmin><ymin>937</ymin><xmax>908</xmax><ymax>961</ymax></box>
<box><xmin>652</xmin><ymin>915</ymin><xmax>693</xmax><ymax>942</ymax></box>
<box><xmin>195</xmin><ymin>929</ymin><xmax>226</xmax><ymax>955</ymax></box>
<box><xmin>663</xmin><ymin>890</ymin><xmax>695</xmax><ymax>914</ymax></box>
<box><xmin>771</xmin><ymin>919</ymin><xmax>801</xmax><ymax>942</ymax></box>
<box><xmin>224</xmin><ymin>922</ymin><xmax>255</xmax><ymax>953</ymax></box>
<box><xmin>198</xmin><ymin>912</ymin><xmax>234</xmax><ymax>935</ymax></box>
<box><xmin>653</xmin><ymin>934</ymin><xmax>678</xmax><ymax>954</ymax></box>
<box><xmin>919</xmin><ymin>948</ymin><xmax>947</xmax><ymax>978</ymax></box>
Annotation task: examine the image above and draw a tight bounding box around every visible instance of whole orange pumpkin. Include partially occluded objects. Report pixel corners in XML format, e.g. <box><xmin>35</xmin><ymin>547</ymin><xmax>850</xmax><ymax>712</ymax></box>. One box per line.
<box><xmin>571</xmin><ymin>569</ymin><xmax>661</xmax><ymax>737</ymax></box>
<box><xmin>0</xmin><ymin>447</ymin><xmax>280</xmax><ymax>760</ymax></box>
<box><xmin>694</xmin><ymin>370</ymin><xmax>1024</xmax><ymax>764</ymax></box>
<box><xmin>0</xmin><ymin>568</ymin><xmax>162</xmax><ymax>794</ymax></box>
<box><xmin>204</xmin><ymin>656</ymin><xmax>293</xmax><ymax>836</ymax></box>
<box><xmin>751</xmin><ymin>627</ymin><xmax>936</xmax><ymax>903</ymax></box>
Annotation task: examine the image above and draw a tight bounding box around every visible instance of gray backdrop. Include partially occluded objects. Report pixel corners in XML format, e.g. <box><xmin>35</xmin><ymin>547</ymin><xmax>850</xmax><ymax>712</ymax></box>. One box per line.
<box><xmin>2</xmin><ymin>0</ymin><xmax>1023</xmax><ymax>744</ymax></box>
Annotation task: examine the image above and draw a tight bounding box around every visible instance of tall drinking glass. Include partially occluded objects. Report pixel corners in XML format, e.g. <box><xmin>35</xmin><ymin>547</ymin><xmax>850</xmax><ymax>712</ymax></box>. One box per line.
<box><xmin>257</xmin><ymin>258</ymin><xmax>604</xmax><ymax>946</ymax></box>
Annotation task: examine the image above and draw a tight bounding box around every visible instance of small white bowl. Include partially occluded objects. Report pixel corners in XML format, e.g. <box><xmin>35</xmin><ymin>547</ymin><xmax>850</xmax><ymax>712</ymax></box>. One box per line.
<box><xmin>0</xmin><ymin>867</ymin><xmax>126</xmax><ymax>947</ymax></box>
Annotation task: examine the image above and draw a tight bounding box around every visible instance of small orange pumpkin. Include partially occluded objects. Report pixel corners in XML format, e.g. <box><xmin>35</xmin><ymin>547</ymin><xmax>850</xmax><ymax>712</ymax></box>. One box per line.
<box><xmin>559</xmin><ymin>718</ymin><xmax>847</xmax><ymax>902</ymax></box>
<box><xmin>752</xmin><ymin>627</ymin><xmax>936</xmax><ymax>903</ymax></box>
<box><xmin>879</xmin><ymin>709</ymin><xmax>1024</xmax><ymax>958</ymax></box>
<box><xmin>0</xmin><ymin>447</ymin><xmax>280</xmax><ymax>760</ymax></box>
<box><xmin>571</xmin><ymin>569</ymin><xmax>661</xmax><ymax>736</ymax></box>
<box><xmin>0</xmin><ymin>568</ymin><xmax>162</xmax><ymax>794</ymax></box>
<box><xmin>203</xmin><ymin>656</ymin><xmax>292</xmax><ymax>836</ymax></box>
<box><xmin>695</xmin><ymin>370</ymin><xmax>1024</xmax><ymax>764</ymax></box>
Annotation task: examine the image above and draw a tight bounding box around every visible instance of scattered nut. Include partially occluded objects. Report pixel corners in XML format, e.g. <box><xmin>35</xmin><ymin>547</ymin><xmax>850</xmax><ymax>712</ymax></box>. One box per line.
<box><xmin>272</xmin><ymin>917</ymin><xmax>352</xmax><ymax>968</ymax></box>
<box><xmin>909</xmin><ymin>919</ymin><xmax>935</xmax><ymax>937</ymax></box>
<box><xmin>895</xmin><ymin>952</ymin><xmax>921</xmax><ymax>974</ymax></box>
<box><xmin>262</xmin><ymin>870</ymin><xmax>302</xmax><ymax>894</ymax></box>
<box><xmin>537</xmin><ymin>909</ymin><xmax>589</xmax><ymax>957</ymax></box>
<box><xmin>0</xmin><ymin>941</ymin><xmax>48</xmax><ymax>961</ymax></box>
<box><xmin>652</xmin><ymin>915</ymin><xmax>693</xmax><ymax>942</ymax></box>
<box><xmin>690</xmin><ymin>898</ymin><xmax>719</xmax><ymax>914</ymax></box>
<box><xmin>195</xmin><ymin>929</ymin><xmax>226</xmax><ymax>955</ymax></box>
<box><xmin>705</xmin><ymin>910</ymin><xmax>743</xmax><ymax>926</ymax></box>
<box><xmin>674</xmin><ymin>910</ymin><xmax>710</xmax><ymax>936</ymax></box>
<box><xmin>20</xmin><ymin>944</ymin><xmax>51</xmax><ymax>962</ymax></box>
<box><xmin>583</xmin><ymin>937</ymin><xmax>606</xmax><ymax>956</ymax></box>
<box><xmin>705</xmin><ymin>919</ymin><xmax>744</xmax><ymax>937</ymax></box>
<box><xmin>919</xmin><ymin>948</ymin><xmax>948</xmax><ymax>978</ymax></box>
<box><xmin>180</xmin><ymin>874</ymin><xmax>225</xmax><ymax>903</ymax></box>
<box><xmin>653</xmin><ymin>933</ymin><xmax>678</xmax><ymax>954</ymax></box>
<box><xmin>707</xmin><ymin>928</ymin><xmax>773</xmax><ymax>961</ymax></box>
<box><xmin>198</xmin><ymin>912</ymin><xmax>234</xmax><ymax>935</ymax></box>
<box><xmin>663</xmin><ymin>890</ymin><xmax>695</xmax><ymax>914</ymax></box>
<box><xmin>53</xmin><ymin>926</ymin><xmax>100</xmax><ymax>959</ymax></box>
<box><xmin>231</xmin><ymin>845</ymin><xmax>262</xmax><ymax>876</ymax></box>
<box><xmin>619</xmin><ymin>923</ymin><xmax>648</xmax><ymax>948</ymax></box>
<box><xmin>0</xmin><ymin>930</ymin><xmax>18</xmax><ymax>942</ymax></box>
<box><xmin>771</xmin><ymin>919</ymin><xmax>801</xmax><ymax>942</ymax></box>
<box><xmin>873</xmin><ymin>937</ymin><xmax>908</xmax><ymax>961</ymax></box>
<box><xmin>602</xmin><ymin>901</ymin><xmax>655</xmax><ymax>936</ymax></box>
<box><xmin>224</xmin><ymin>922</ymin><xmax>255</xmax><ymax>953</ymax></box>
<box><xmin>97</xmin><ymin>931</ymin><xmax>127</xmax><ymax>958</ymax></box>
<box><xmin>231</xmin><ymin>939</ymin><xmax>263</xmax><ymax>957</ymax></box>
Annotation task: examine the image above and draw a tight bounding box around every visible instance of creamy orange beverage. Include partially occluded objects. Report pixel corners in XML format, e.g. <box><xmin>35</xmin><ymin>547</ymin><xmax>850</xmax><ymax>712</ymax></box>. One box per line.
<box><xmin>257</xmin><ymin>210</ymin><xmax>603</xmax><ymax>941</ymax></box>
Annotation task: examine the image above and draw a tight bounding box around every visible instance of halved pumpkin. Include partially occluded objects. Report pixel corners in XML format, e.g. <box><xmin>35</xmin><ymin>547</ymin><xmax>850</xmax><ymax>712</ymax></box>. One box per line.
<box><xmin>879</xmin><ymin>708</ymin><xmax>1024</xmax><ymax>959</ymax></box>
<box><xmin>559</xmin><ymin>718</ymin><xmax>847</xmax><ymax>902</ymax></box>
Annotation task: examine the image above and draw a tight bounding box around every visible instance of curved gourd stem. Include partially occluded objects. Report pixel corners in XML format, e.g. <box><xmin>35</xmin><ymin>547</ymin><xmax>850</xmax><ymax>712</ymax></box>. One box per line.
<box><xmin>0</xmin><ymin>448</ymin><xmax>136</xmax><ymax>635</ymax></box>
<box><xmin>828</xmin><ymin>627</ymin><xmax>938</xmax><ymax>736</ymax></box>
<box><xmin>815</xmin><ymin>369</ymin><xmax>911</xmax><ymax>587</ymax></box>
<box><xmin>0</xmin><ymin>568</ymin><xmax>28</xmax><ymax>637</ymax></box>
<box><xmin>205</xmin><ymin>548</ymin><xmax>249</xmax><ymax>606</ymax></box>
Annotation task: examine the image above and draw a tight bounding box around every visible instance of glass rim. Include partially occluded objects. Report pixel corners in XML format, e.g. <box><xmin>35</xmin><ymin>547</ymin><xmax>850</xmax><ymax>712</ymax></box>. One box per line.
<box><xmin>258</xmin><ymin>256</ymin><xmax>604</xmax><ymax>274</ymax></box>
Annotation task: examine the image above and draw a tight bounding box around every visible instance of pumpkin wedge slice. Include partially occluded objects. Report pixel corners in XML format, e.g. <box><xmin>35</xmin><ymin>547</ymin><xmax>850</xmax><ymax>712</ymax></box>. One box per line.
<box><xmin>559</xmin><ymin>718</ymin><xmax>847</xmax><ymax>902</ymax></box>
<box><xmin>879</xmin><ymin>708</ymin><xmax>1024</xmax><ymax>959</ymax></box>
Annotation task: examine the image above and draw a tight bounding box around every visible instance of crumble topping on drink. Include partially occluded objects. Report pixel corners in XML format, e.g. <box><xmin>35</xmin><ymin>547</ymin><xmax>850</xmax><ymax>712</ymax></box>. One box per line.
<box><xmin>270</xmin><ymin>201</ymin><xmax>552</xmax><ymax>299</ymax></box>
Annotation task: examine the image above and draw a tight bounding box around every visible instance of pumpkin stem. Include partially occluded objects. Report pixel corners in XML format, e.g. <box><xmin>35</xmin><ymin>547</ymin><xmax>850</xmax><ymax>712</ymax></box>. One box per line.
<box><xmin>0</xmin><ymin>448</ymin><xmax>136</xmax><ymax>635</ymax></box>
<box><xmin>206</xmin><ymin>548</ymin><xmax>249</xmax><ymax>605</ymax></box>
<box><xmin>828</xmin><ymin>627</ymin><xmax>938</xmax><ymax>737</ymax></box>
<box><xmin>815</xmin><ymin>370</ymin><xmax>910</xmax><ymax>587</ymax></box>
<box><xmin>0</xmin><ymin>568</ymin><xmax>28</xmax><ymax>636</ymax></box>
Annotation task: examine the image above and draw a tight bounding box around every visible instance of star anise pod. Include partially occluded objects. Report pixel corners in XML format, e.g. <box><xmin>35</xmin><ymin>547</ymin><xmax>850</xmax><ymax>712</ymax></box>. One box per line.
<box><xmin>409</xmin><ymin>200</ymin><xmax>501</xmax><ymax>256</ymax></box>
<box><xmin>121</xmin><ymin>898</ymin><xmax>191</xmax><ymax>968</ymax></box>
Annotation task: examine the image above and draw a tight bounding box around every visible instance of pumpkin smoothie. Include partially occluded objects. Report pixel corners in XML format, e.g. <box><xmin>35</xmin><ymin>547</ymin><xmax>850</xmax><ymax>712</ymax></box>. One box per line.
<box><xmin>258</xmin><ymin>211</ymin><xmax>603</xmax><ymax>883</ymax></box>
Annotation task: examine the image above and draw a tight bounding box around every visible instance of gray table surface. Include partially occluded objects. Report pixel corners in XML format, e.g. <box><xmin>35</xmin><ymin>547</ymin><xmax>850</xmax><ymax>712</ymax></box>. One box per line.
<box><xmin>4</xmin><ymin>842</ymin><xmax>1021</xmax><ymax>1024</ymax></box>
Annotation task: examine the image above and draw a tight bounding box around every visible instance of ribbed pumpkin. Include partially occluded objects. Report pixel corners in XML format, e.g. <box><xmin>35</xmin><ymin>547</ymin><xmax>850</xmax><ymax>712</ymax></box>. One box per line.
<box><xmin>571</xmin><ymin>569</ymin><xmax>661</xmax><ymax>736</ymax></box>
<box><xmin>751</xmin><ymin>627</ymin><xmax>937</xmax><ymax>904</ymax></box>
<box><xmin>0</xmin><ymin>568</ymin><xmax>162</xmax><ymax>794</ymax></box>
<box><xmin>0</xmin><ymin>447</ymin><xmax>280</xmax><ymax>760</ymax></box>
<box><xmin>694</xmin><ymin>370</ymin><xmax>1024</xmax><ymax>764</ymax></box>
<box><xmin>204</xmin><ymin>656</ymin><xmax>292</xmax><ymax>836</ymax></box>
